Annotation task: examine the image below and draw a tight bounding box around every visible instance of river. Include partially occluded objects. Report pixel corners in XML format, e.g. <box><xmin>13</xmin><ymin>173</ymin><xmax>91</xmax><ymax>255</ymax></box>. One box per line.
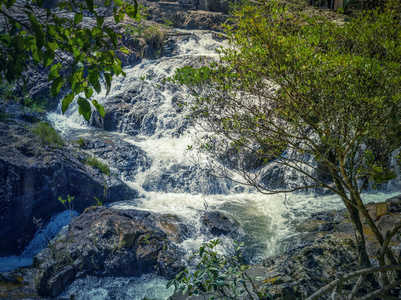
<box><xmin>1</xmin><ymin>29</ymin><xmax>398</xmax><ymax>299</ymax></box>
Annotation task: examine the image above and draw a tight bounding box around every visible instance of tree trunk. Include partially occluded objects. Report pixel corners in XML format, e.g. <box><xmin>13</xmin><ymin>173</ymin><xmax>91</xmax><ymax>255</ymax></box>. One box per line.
<box><xmin>343</xmin><ymin>200</ymin><xmax>371</xmax><ymax>268</ymax></box>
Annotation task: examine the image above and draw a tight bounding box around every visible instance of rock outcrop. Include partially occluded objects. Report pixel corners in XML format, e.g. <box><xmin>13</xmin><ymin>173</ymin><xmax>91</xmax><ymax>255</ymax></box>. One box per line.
<box><xmin>78</xmin><ymin>138</ymin><xmax>151</xmax><ymax>182</ymax></box>
<box><xmin>201</xmin><ymin>211</ymin><xmax>240</xmax><ymax>236</ymax></box>
<box><xmin>0</xmin><ymin>109</ymin><xmax>137</xmax><ymax>256</ymax></box>
<box><xmin>248</xmin><ymin>237</ymin><xmax>359</xmax><ymax>299</ymax></box>
<box><xmin>33</xmin><ymin>206</ymin><xmax>185</xmax><ymax>297</ymax></box>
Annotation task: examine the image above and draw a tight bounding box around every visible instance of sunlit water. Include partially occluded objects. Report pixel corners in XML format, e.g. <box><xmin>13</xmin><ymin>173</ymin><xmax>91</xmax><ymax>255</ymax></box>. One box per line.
<box><xmin>1</xmin><ymin>30</ymin><xmax>399</xmax><ymax>299</ymax></box>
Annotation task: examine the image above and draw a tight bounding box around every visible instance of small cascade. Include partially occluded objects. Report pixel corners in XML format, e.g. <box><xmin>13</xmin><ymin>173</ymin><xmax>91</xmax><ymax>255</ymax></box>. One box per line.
<box><xmin>60</xmin><ymin>274</ymin><xmax>174</xmax><ymax>300</ymax></box>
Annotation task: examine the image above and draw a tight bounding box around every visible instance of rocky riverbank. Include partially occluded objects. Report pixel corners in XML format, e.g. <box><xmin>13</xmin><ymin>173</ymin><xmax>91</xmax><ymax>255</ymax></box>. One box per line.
<box><xmin>0</xmin><ymin>101</ymin><xmax>136</xmax><ymax>256</ymax></box>
<box><xmin>0</xmin><ymin>206</ymin><xmax>240</xmax><ymax>299</ymax></box>
<box><xmin>2</xmin><ymin>194</ymin><xmax>401</xmax><ymax>299</ymax></box>
<box><xmin>243</xmin><ymin>194</ymin><xmax>401</xmax><ymax>299</ymax></box>
<box><xmin>170</xmin><ymin>195</ymin><xmax>401</xmax><ymax>300</ymax></box>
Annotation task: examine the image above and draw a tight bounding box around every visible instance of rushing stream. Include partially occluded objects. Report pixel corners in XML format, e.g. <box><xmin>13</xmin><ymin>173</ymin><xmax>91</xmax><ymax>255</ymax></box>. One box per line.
<box><xmin>2</xmin><ymin>30</ymin><xmax>399</xmax><ymax>299</ymax></box>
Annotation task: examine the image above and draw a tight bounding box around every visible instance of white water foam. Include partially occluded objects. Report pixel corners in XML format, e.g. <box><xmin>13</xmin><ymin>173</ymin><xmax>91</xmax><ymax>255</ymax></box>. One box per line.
<box><xmin>60</xmin><ymin>274</ymin><xmax>174</xmax><ymax>300</ymax></box>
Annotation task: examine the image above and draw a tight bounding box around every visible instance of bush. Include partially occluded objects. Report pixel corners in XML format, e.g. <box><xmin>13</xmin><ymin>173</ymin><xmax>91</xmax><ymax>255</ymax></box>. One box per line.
<box><xmin>85</xmin><ymin>156</ymin><xmax>110</xmax><ymax>175</ymax></box>
<box><xmin>30</xmin><ymin>122</ymin><xmax>64</xmax><ymax>147</ymax></box>
<box><xmin>0</xmin><ymin>82</ymin><xmax>16</xmax><ymax>102</ymax></box>
<box><xmin>123</xmin><ymin>15</ymin><xmax>171</xmax><ymax>56</ymax></box>
<box><xmin>168</xmin><ymin>239</ymin><xmax>271</xmax><ymax>299</ymax></box>
<box><xmin>76</xmin><ymin>137</ymin><xmax>86</xmax><ymax>148</ymax></box>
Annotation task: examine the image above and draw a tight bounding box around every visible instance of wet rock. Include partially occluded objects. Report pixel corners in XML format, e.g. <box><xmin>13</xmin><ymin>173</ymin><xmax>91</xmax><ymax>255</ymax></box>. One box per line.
<box><xmin>0</xmin><ymin>268</ymin><xmax>40</xmax><ymax>299</ymax></box>
<box><xmin>247</xmin><ymin>237</ymin><xmax>359</xmax><ymax>299</ymax></box>
<box><xmin>386</xmin><ymin>194</ymin><xmax>401</xmax><ymax>212</ymax></box>
<box><xmin>0</xmin><ymin>120</ymin><xmax>137</xmax><ymax>256</ymax></box>
<box><xmin>80</xmin><ymin>139</ymin><xmax>151</xmax><ymax>181</ymax></box>
<box><xmin>201</xmin><ymin>211</ymin><xmax>240</xmax><ymax>236</ymax></box>
<box><xmin>33</xmin><ymin>206</ymin><xmax>185</xmax><ymax>297</ymax></box>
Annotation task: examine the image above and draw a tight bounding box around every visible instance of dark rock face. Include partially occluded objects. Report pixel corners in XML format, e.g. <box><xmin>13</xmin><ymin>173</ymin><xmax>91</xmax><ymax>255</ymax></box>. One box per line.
<box><xmin>201</xmin><ymin>211</ymin><xmax>240</xmax><ymax>236</ymax></box>
<box><xmin>386</xmin><ymin>194</ymin><xmax>401</xmax><ymax>212</ymax></box>
<box><xmin>80</xmin><ymin>139</ymin><xmax>151</xmax><ymax>181</ymax></box>
<box><xmin>248</xmin><ymin>237</ymin><xmax>359</xmax><ymax>299</ymax></box>
<box><xmin>142</xmin><ymin>0</ymin><xmax>232</xmax><ymax>31</ymax></box>
<box><xmin>0</xmin><ymin>121</ymin><xmax>136</xmax><ymax>256</ymax></box>
<box><xmin>33</xmin><ymin>206</ymin><xmax>185</xmax><ymax>297</ymax></box>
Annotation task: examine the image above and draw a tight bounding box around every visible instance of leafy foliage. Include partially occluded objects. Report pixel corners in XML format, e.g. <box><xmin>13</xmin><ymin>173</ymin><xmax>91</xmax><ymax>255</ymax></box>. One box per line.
<box><xmin>168</xmin><ymin>239</ymin><xmax>271</xmax><ymax>299</ymax></box>
<box><xmin>30</xmin><ymin>121</ymin><xmax>64</xmax><ymax>146</ymax></box>
<box><xmin>171</xmin><ymin>0</ymin><xmax>401</xmax><ymax>273</ymax></box>
<box><xmin>123</xmin><ymin>9</ymin><xmax>171</xmax><ymax>57</ymax></box>
<box><xmin>76</xmin><ymin>137</ymin><xmax>86</xmax><ymax>148</ymax></box>
<box><xmin>58</xmin><ymin>194</ymin><xmax>75</xmax><ymax>211</ymax></box>
<box><xmin>0</xmin><ymin>0</ymin><xmax>140</xmax><ymax>121</ymax></box>
<box><xmin>85</xmin><ymin>155</ymin><xmax>110</xmax><ymax>175</ymax></box>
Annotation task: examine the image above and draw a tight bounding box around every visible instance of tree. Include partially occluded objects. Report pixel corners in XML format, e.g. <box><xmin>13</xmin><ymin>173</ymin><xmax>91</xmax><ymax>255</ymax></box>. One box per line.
<box><xmin>172</xmin><ymin>0</ymin><xmax>401</xmax><ymax>282</ymax></box>
<box><xmin>0</xmin><ymin>0</ymin><xmax>139</xmax><ymax>120</ymax></box>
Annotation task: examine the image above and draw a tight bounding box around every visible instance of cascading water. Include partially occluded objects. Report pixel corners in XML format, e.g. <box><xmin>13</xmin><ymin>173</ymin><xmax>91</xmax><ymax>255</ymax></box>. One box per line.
<box><xmin>37</xmin><ymin>29</ymin><xmax>400</xmax><ymax>298</ymax></box>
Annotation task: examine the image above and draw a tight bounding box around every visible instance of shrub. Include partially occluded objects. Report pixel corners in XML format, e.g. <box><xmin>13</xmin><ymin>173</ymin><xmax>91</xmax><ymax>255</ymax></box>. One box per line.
<box><xmin>30</xmin><ymin>122</ymin><xmax>64</xmax><ymax>147</ymax></box>
<box><xmin>123</xmin><ymin>15</ymin><xmax>171</xmax><ymax>56</ymax></box>
<box><xmin>85</xmin><ymin>156</ymin><xmax>110</xmax><ymax>175</ymax></box>
<box><xmin>168</xmin><ymin>239</ymin><xmax>271</xmax><ymax>299</ymax></box>
<box><xmin>76</xmin><ymin>137</ymin><xmax>86</xmax><ymax>148</ymax></box>
<box><xmin>0</xmin><ymin>81</ymin><xmax>16</xmax><ymax>102</ymax></box>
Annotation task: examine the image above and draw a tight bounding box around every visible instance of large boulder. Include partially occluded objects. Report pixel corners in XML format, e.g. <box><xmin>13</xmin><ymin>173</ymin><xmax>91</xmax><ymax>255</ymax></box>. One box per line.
<box><xmin>246</xmin><ymin>237</ymin><xmax>359</xmax><ymax>299</ymax></box>
<box><xmin>33</xmin><ymin>206</ymin><xmax>185</xmax><ymax>297</ymax></box>
<box><xmin>0</xmin><ymin>120</ymin><xmax>137</xmax><ymax>256</ymax></box>
<box><xmin>201</xmin><ymin>211</ymin><xmax>240</xmax><ymax>236</ymax></box>
<box><xmin>79</xmin><ymin>138</ymin><xmax>151</xmax><ymax>182</ymax></box>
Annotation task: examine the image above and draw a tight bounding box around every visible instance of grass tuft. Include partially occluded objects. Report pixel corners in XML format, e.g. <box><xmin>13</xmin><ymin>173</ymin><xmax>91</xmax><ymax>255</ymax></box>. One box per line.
<box><xmin>30</xmin><ymin>122</ymin><xmax>64</xmax><ymax>146</ymax></box>
<box><xmin>85</xmin><ymin>156</ymin><xmax>110</xmax><ymax>175</ymax></box>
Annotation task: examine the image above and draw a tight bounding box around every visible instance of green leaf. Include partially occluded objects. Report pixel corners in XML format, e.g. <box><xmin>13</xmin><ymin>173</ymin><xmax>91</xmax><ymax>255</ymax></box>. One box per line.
<box><xmin>62</xmin><ymin>93</ymin><xmax>74</xmax><ymax>114</ymax></box>
<box><xmin>93</xmin><ymin>81</ymin><xmax>101</xmax><ymax>93</ymax></box>
<box><xmin>120</xmin><ymin>47</ymin><xmax>129</xmax><ymax>54</ymax></box>
<box><xmin>104</xmin><ymin>73</ymin><xmax>111</xmax><ymax>95</ymax></box>
<box><xmin>84</xmin><ymin>0</ymin><xmax>93</xmax><ymax>12</ymax></box>
<box><xmin>96</xmin><ymin>17</ymin><xmax>104</xmax><ymax>27</ymax></box>
<box><xmin>84</xmin><ymin>86</ymin><xmax>93</xmax><ymax>98</ymax></box>
<box><xmin>78</xmin><ymin>97</ymin><xmax>91</xmax><ymax>121</ymax></box>
<box><xmin>104</xmin><ymin>27</ymin><xmax>117</xmax><ymax>48</ymax></box>
<box><xmin>51</xmin><ymin>77</ymin><xmax>64</xmax><ymax>97</ymax></box>
<box><xmin>166</xmin><ymin>279</ymin><xmax>175</xmax><ymax>289</ymax></box>
<box><xmin>92</xmin><ymin>99</ymin><xmax>105</xmax><ymax>117</ymax></box>
<box><xmin>43</xmin><ymin>50</ymin><xmax>55</xmax><ymax>67</ymax></box>
<box><xmin>74</xmin><ymin>13</ymin><xmax>83</xmax><ymax>25</ymax></box>
<box><xmin>49</xmin><ymin>63</ymin><xmax>61</xmax><ymax>80</ymax></box>
<box><xmin>32</xmin><ymin>47</ymin><xmax>42</xmax><ymax>65</ymax></box>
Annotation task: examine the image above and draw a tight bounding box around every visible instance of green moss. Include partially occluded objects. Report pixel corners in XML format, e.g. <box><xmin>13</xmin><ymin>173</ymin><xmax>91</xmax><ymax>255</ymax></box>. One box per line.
<box><xmin>30</xmin><ymin>122</ymin><xmax>64</xmax><ymax>146</ymax></box>
<box><xmin>85</xmin><ymin>156</ymin><xmax>110</xmax><ymax>175</ymax></box>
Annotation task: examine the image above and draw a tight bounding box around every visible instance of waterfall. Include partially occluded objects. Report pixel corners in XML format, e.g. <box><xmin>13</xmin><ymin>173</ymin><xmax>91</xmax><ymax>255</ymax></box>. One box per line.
<box><xmin>3</xmin><ymin>29</ymin><xmax>397</xmax><ymax>298</ymax></box>
<box><xmin>46</xmin><ymin>28</ymin><xmax>399</xmax><ymax>263</ymax></box>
